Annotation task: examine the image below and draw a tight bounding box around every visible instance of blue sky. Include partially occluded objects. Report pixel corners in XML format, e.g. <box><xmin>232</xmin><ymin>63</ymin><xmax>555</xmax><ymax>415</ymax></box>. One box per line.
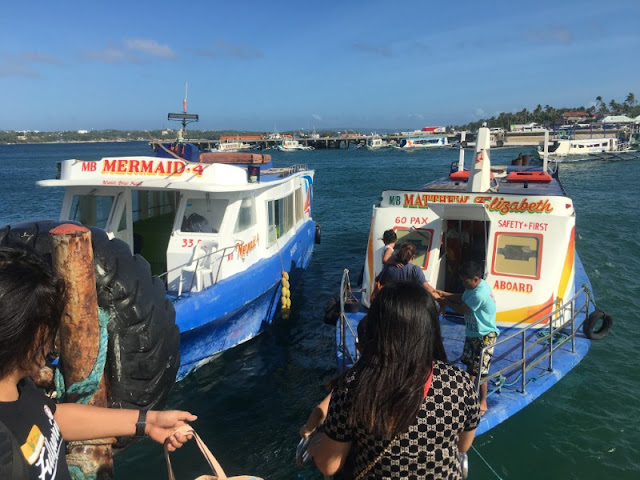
<box><xmin>1</xmin><ymin>0</ymin><xmax>639</xmax><ymax>132</ymax></box>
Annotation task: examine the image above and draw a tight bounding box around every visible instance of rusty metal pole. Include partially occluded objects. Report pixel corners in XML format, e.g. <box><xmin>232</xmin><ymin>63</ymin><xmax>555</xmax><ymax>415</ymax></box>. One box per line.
<box><xmin>50</xmin><ymin>224</ymin><xmax>114</xmax><ymax>479</ymax></box>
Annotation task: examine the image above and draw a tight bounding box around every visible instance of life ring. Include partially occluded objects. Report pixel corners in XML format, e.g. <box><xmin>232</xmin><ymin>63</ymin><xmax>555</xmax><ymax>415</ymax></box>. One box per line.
<box><xmin>0</xmin><ymin>220</ymin><xmax>180</xmax><ymax>446</ymax></box>
<box><xmin>583</xmin><ymin>309</ymin><xmax>613</xmax><ymax>340</ymax></box>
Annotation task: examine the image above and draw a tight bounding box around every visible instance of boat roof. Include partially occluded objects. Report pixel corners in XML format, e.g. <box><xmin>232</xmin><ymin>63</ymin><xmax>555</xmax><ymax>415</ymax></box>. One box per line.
<box><xmin>37</xmin><ymin>152</ymin><xmax>312</xmax><ymax>192</ymax></box>
<box><xmin>416</xmin><ymin>166</ymin><xmax>568</xmax><ymax>197</ymax></box>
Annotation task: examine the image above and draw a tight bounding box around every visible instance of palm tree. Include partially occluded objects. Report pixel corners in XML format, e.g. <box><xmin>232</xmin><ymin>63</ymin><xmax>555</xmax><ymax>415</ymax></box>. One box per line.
<box><xmin>596</xmin><ymin>96</ymin><xmax>608</xmax><ymax>115</ymax></box>
<box><xmin>625</xmin><ymin>93</ymin><xmax>636</xmax><ymax>107</ymax></box>
<box><xmin>609</xmin><ymin>100</ymin><xmax>621</xmax><ymax>114</ymax></box>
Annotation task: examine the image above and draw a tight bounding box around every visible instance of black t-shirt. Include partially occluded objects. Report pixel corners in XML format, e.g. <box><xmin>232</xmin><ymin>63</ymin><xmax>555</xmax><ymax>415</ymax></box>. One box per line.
<box><xmin>0</xmin><ymin>378</ymin><xmax>71</xmax><ymax>480</ymax></box>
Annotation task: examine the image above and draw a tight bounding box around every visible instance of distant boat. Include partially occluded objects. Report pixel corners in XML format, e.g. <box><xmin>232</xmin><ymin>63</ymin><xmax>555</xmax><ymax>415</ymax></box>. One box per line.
<box><xmin>278</xmin><ymin>138</ymin><xmax>314</xmax><ymax>151</ymax></box>
<box><xmin>212</xmin><ymin>139</ymin><xmax>252</xmax><ymax>153</ymax></box>
<box><xmin>535</xmin><ymin>127</ymin><xmax>627</xmax><ymax>160</ymax></box>
<box><xmin>365</xmin><ymin>134</ymin><xmax>389</xmax><ymax>150</ymax></box>
<box><xmin>394</xmin><ymin>135</ymin><xmax>448</xmax><ymax>150</ymax></box>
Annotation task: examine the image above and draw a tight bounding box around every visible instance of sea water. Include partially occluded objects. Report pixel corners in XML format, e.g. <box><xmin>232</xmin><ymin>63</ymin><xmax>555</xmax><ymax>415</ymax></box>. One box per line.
<box><xmin>1</xmin><ymin>143</ymin><xmax>639</xmax><ymax>479</ymax></box>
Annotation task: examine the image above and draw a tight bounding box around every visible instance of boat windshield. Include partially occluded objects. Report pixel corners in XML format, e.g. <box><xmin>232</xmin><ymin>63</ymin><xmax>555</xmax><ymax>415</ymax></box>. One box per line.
<box><xmin>69</xmin><ymin>194</ymin><xmax>113</xmax><ymax>229</ymax></box>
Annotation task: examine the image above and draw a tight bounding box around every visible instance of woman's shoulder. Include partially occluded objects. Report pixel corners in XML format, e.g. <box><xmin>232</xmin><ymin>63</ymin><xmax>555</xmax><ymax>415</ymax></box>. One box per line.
<box><xmin>433</xmin><ymin>361</ymin><xmax>474</xmax><ymax>387</ymax></box>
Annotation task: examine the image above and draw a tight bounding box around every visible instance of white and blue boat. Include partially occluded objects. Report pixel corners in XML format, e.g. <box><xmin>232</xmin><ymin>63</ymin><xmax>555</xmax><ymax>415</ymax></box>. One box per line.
<box><xmin>334</xmin><ymin>127</ymin><xmax>611</xmax><ymax>435</ymax></box>
<box><xmin>395</xmin><ymin>135</ymin><xmax>449</xmax><ymax>150</ymax></box>
<box><xmin>35</xmin><ymin>112</ymin><xmax>319</xmax><ymax>381</ymax></box>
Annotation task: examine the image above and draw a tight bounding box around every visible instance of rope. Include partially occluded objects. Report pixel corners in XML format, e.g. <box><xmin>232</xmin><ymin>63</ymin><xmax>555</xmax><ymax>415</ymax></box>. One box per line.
<box><xmin>55</xmin><ymin>309</ymin><xmax>110</xmax><ymax>405</ymax></box>
<box><xmin>471</xmin><ymin>445</ymin><xmax>504</xmax><ymax>480</ymax></box>
<box><xmin>68</xmin><ymin>465</ymin><xmax>97</xmax><ymax>480</ymax></box>
<box><xmin>581</xmin><ymin>283</ymin><xmax>602</xmax><ymax>313</ymax></box>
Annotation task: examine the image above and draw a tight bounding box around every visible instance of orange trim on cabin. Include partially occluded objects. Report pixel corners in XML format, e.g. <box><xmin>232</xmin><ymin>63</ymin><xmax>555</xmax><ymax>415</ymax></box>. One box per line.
<box><xmin>366</xmin><ymin>217</ymin><xmax>375</xmax><ymax>298</ymax></box>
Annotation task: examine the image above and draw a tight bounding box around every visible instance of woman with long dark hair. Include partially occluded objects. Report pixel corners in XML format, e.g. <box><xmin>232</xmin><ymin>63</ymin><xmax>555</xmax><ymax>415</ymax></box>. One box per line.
<box><xmin>309</xmin><ymin>281</ymin><xmax>480</xmax><ymax>479</ymax></box>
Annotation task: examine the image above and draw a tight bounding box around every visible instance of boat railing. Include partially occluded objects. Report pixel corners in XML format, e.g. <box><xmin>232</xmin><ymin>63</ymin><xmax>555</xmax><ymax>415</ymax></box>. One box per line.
<box><xmin>338</xmin><ymin>269</ymin><xmax>361</xmax><ymax>371</ymax></box>
<box><xmin>287</xmin><ymin>164</ymin><xmax>309</xmax><ymax>174</ymax></box>
<box><xmin>476</xmin><ymin>285</ymin><xmax>591</xmax><ymax>395</ymax></box>
<box><xmin>338</xmin><ymin>273</ymin><xmax>593</xmax><ymax>397</ymax></box>
<box><xmin>262</xmin><ymin>164</ymin><xmax>309</xmax><ymax>177</ymax></box>
<box><xmin>158</xmin><ymin>241</ymin><xmax>243</xmax><ymax>295</ymax></box>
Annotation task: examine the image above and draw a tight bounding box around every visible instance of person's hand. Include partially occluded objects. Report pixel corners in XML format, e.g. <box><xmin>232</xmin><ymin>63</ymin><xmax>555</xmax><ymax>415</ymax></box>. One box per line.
<box><xmin>146</xmin><ymin>410</ymin><xmax>198</xmax><ymax>451</ymax></box>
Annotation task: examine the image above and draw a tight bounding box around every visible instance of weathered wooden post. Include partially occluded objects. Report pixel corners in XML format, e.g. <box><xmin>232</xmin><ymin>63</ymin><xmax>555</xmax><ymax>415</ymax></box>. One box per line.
<box><xmin>50</xmin><ymin>224</ymin><xmax>114</xmax><ymax>479</ymax></box>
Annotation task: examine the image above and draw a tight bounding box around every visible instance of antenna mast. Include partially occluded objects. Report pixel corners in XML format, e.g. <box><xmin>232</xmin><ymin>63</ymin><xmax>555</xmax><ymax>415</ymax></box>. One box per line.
<box><xmin>168</xmin><ymin>82</ymin><xmax>198</xmax><ymax>132</ymax></box>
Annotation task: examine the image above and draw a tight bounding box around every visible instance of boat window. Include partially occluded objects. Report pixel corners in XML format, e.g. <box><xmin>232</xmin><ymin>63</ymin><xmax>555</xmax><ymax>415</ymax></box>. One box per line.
<box><xmin>70</xmin><ymin>194</ymin><xmax>114</xmax><ymax>229</ymax></box>
<box><xmin>283</xmin><ymin>193</ymin><xmax>294</xmax><ymax>233</ymax></box>
<box><xmin>492</xmin><ymin>233</ymin><xmax>542</xmax><ymax>278</ymax></box>
<box><xmin>267</xmin><ymin>193</ymin><xmax>295</xmax><ymax>246</ymax></box>
<box><xmin>295</xmin><ymin>188</ymin><xmax>304</xmax><ymax>223</ymax></box>
<box><xmin>395</xmin><ymin>228</ymin><xmax>433</xmax><ymax>268</ymax></box>
<box><xmin>181</xmin><ymin>197</ymin><xmax>228</xmax><ymax>233</ymax></box>
<box><xmin>234</xmin><ymin>197</ymin><xmax>256</xmax><ymax>233</ymax></box>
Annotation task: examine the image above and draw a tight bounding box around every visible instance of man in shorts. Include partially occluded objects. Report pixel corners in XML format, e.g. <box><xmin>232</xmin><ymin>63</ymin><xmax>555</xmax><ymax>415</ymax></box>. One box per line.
<box><xmin>438</xmin><ymin>260</ymin><xmax>498</xmax><ymax>414</ymax></box>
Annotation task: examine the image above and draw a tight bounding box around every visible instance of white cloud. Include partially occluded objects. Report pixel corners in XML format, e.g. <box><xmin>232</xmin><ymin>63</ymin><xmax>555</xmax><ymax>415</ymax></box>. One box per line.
<box><xmin>124</xmin><ymin>39</ymin><xmax>176</xmax><ymax>59</ymax></box>
<box><xmin>474</xmin><ymin>108</ymin><xmax>486</xmax><ymax>118</ymax></box>
<box><xmin>82</xmin><ymin>47</ymin><xmax>134</xmax><ymax>64</ymax></box>
<box><xmin>0</xmin><ymin>62</ymin><xmax>39</xmax><ymax>78</ymax></box>
<box><xmin>21</xmin><ymin>52</ymin><xmax>64</xmax><ymax>66</ymax></box>
<box><xmin>311</xmin><ymin>114</ymin><xmax>323</xmax><ymax>121</ymax></box>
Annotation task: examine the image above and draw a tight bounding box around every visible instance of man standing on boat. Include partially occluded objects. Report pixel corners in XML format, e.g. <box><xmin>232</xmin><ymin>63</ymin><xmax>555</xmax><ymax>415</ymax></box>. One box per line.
<box><xmin>438</xmin><ymin>261</ymin><xmax>498</xmax><ymax>414</ymax></box>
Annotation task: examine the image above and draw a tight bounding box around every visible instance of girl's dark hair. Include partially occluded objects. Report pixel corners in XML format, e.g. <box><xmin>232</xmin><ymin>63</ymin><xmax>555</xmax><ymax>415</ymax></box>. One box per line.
<box><xmin>348</xmin><ymin>281</ymin><xmax>447</xmax><ymax>438</ymax></box>
<box><xmin>394</xmin><ymin>242</ymin><xmax>416</xmax><ymax>265</ymax></box>
<box><xmin>382</xmin><ymin>229</ymin><xmax>397</xmax><ymax>245</ymax></box>
<box><xmin>0</xmin><ymin>246</ymin><xmax>66</xmax><ymax>379</ymax></box>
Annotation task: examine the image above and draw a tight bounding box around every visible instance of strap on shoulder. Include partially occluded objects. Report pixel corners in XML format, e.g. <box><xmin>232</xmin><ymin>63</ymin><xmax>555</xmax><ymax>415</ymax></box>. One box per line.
<box><xmin>0</xmin><ymin>419</ymin><xmax>29</xmax><ymax>480</ymax></box>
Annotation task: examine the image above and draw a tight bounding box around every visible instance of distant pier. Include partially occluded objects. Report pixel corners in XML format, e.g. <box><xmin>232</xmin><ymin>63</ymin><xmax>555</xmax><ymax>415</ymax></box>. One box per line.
<box><xmin>188</xmin><ymin>129</ymin><xmax>627</xmax><ymax>151</ymax></box>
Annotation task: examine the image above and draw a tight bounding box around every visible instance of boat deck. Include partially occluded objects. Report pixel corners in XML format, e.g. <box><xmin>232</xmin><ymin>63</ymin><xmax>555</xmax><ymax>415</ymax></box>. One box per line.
<box><xmin>418</xmin><ymin>166</ymin><xmax>567</xmax><ymax>197</ymax></box>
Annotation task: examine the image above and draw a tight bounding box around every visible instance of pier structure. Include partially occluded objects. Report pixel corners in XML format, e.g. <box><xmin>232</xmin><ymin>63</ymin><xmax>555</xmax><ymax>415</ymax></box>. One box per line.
<box><xmin>185</xmin><ymin>129</ymin><xmax>628</xmax><ymax>151</ymax></box>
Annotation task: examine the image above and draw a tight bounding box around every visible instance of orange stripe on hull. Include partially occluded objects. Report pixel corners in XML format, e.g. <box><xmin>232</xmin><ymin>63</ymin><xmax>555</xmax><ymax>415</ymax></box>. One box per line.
<box><xmin>556</xmin><ymin>226</ymin><xmax>575</xmax><ymax>303</ymax></box>
<box><xmin>496</xmin><ymin>293</ymin><xmax>554</xmax><ymax>325</ymax></box>
<box><xmin>366</xmin><ymin>217</ymin><xmax>375</xmax><ymax>299</ymax></box>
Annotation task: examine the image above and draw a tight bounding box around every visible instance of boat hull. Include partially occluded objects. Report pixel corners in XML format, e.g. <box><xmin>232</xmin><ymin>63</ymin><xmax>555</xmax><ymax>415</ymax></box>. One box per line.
<box><xmin>175</xmin><ymin>220</ymin><xmax>316</xmax><ymax>379</ymax></box>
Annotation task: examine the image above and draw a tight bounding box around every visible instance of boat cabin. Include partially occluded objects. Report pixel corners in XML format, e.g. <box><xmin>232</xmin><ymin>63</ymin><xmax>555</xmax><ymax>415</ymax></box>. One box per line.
<box><xmin>363</xmin><ymin>131</ymin><xmax>576</xmax><ymax>328</ymax></box>
<box><xmin>38</xmin><ymin>144</ymin><xmax>314</xmax><ymax>297</ymax></box>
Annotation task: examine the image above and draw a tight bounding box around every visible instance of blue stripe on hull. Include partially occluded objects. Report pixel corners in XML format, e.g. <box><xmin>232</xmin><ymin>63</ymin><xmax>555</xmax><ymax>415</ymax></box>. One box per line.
<box><xmin>175</xmin><ymin>220</ymin><xmax>316</xmax><ymax>380</ymax></box>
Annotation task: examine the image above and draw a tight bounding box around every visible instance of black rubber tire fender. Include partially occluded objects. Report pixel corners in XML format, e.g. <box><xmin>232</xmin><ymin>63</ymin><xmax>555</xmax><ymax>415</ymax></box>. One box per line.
<box><xmin>0</xmin><ymin>220</ymin><xmax>180</xmax><ymax>411</ymax></box>
<box><xmin>583</xmin><ymin>309</ymin><xmax>613</xmax><ymax>340</ymax></box>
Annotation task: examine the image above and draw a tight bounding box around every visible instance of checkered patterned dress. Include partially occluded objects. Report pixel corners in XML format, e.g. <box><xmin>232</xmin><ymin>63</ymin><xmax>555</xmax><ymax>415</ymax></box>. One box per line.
<box><xmin>324</xmin><ymin>360</ymin><xmax>480</xmax><ymax>479</ymax></box>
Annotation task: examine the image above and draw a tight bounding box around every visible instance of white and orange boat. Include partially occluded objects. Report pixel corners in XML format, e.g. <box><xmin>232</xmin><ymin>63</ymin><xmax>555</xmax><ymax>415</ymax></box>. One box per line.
<box><xmin>335</xmin><ymin>127</ymin><xmax>612</xmax><ymax>435</ymax></box>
